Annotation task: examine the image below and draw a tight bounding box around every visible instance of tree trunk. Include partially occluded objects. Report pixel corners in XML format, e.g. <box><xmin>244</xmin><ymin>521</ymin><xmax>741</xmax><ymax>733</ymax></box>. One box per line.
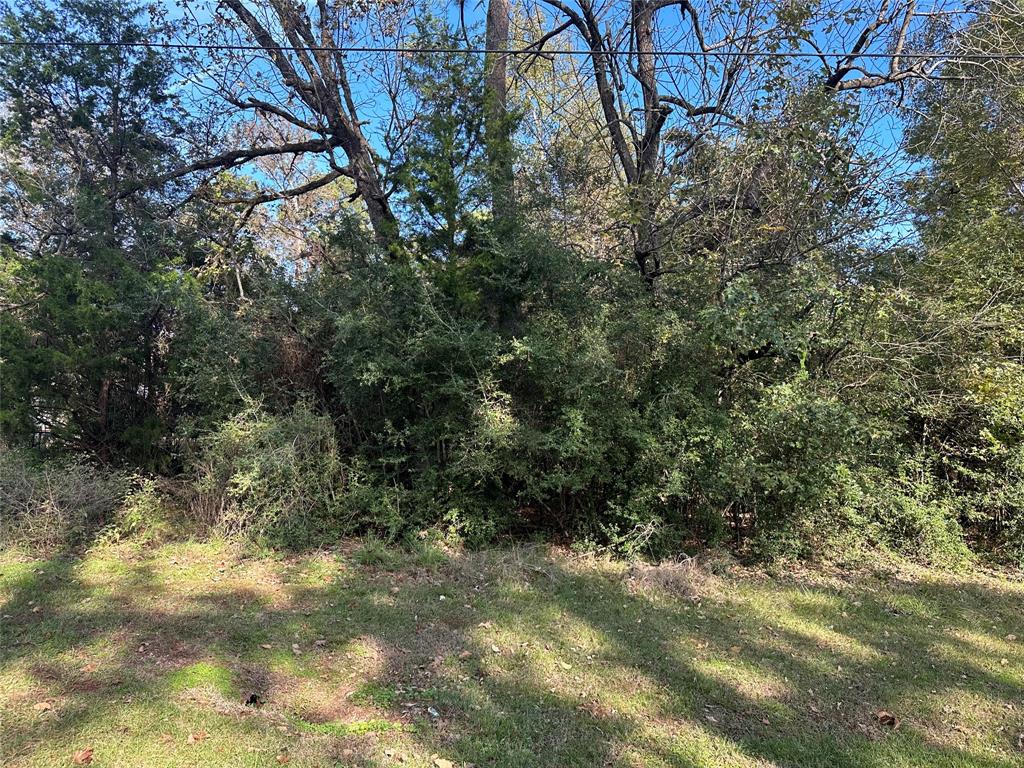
<box><xmin>346</xmin><ymin>138</ymin><xmax>400</xmax><ymax>249</ymax></box>
<box><xmin>484</xmin><ymin>0</ymin><xmax>513</xmax><ymax>223</ymax></box>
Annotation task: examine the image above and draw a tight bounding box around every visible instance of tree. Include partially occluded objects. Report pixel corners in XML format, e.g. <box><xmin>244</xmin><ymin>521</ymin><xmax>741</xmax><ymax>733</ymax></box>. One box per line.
<box><xmin>512</xmin><ymin>0</ymin><xmax>957</xmax><ymax>283</ymax></box>
<box><xmin>171</xmin><ymin>0</ymin><xmax>402</xmax><ymax>250</ymax></box>
<box><xmin>888</xmin><ymin>1</ymin><xmax>1024</xmax><ymax>559</ymax></box>
<box><xmin>0</xmin><ymin>0</ymin><xmax>190</xmax><ymax>462</ymax></box>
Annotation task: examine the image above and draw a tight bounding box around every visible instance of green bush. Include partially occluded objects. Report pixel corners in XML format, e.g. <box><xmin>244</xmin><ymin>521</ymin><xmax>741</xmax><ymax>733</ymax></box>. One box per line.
<box><xmin>187</xmin><ymin>400</ymin><xmax>350</xmax><ymax>547</ymax></box>
<box><xmin>100</xmin><ymin>478</ymin><xmax>179</xmax><ymax>545</ymax></box>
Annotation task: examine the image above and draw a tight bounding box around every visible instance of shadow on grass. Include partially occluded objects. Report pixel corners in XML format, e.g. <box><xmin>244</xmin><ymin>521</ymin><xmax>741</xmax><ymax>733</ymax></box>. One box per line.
<box><xmin>1</xmin><ymin>542</ymin><xmax>1021</xmax><ymax>767</ymax></box>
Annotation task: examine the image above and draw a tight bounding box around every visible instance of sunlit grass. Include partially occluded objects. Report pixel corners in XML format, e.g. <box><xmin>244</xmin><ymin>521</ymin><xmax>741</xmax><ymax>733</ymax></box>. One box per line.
<box><xmin>1</xmin><ymin>541</ymin><xmax>1021</xmax><ymax>767</ymax></box>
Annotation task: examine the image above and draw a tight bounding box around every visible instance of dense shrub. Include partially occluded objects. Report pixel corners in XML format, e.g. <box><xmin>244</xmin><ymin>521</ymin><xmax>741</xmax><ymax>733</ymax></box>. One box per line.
<box><xmin>0</xmin><ymin>446</ymin><xmax>130</xmax><ymax>551</ymax></box>
<box><xmin>146</xmin><ymin>227</ymin><xmax>1012</xmax><ymax>566</ymax></box>
<box><xmin>187</xmin><ymin>400</ymin><xmax>350</xmax><ymax>546</ymax></box>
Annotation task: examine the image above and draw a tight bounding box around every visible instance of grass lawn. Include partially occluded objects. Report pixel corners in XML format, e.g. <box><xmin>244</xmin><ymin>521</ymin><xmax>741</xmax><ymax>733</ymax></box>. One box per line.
<box><xmin>0</xmin><ymin>539</ymin><xmax>1021</xmax><ymax>768</ymax></box>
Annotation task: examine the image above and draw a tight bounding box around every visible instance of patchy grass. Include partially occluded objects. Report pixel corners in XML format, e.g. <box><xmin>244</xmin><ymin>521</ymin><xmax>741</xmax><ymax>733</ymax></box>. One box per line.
<box><xmin>1</xmin><ymin>541</ymin><xmax>1022</xmax><ymax>768</ymax></box>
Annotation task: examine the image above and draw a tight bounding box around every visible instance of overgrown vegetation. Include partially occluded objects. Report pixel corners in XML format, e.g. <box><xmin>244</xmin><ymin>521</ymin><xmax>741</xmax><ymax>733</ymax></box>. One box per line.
<box><xmin>0</xmin><ymin>447</ymin><xmax>129</xmax><ymax>551</ymax></box>
<box><xmin>1</xmin><ymin>0</ymin><xmax>1023</xmax><ymax>565</ymax></box>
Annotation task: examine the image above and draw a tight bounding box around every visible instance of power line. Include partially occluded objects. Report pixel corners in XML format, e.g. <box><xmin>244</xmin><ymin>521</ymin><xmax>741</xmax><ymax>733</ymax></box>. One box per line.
<box><xmin>1</xmin><ymin>38</ymin><xmax>1023</xmax><ymax>60</ymax></box>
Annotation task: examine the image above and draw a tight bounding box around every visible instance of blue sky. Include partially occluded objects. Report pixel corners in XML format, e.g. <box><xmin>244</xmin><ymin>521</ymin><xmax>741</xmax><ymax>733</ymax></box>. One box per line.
<box><xmin>154</xmin><ymin>0</ymin><xmax>949</xmax><ymax>243</ymax></box>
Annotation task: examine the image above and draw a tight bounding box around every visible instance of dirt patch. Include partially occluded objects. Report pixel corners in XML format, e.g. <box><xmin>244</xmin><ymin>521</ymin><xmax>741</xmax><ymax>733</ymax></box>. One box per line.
<box><xmin>291</xmin><ymin>693</ymin><xmax>381</xmax><ymax>726</ymax></box>
<box><xmin>624</xmin><ymin>559</ymin><xmax>712</xmax><ymax>598</ymax></box>
<box><xmin>27</xmin><ymin>660</ymin><xmax>124</xmax><ymax>695</ymax></box>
